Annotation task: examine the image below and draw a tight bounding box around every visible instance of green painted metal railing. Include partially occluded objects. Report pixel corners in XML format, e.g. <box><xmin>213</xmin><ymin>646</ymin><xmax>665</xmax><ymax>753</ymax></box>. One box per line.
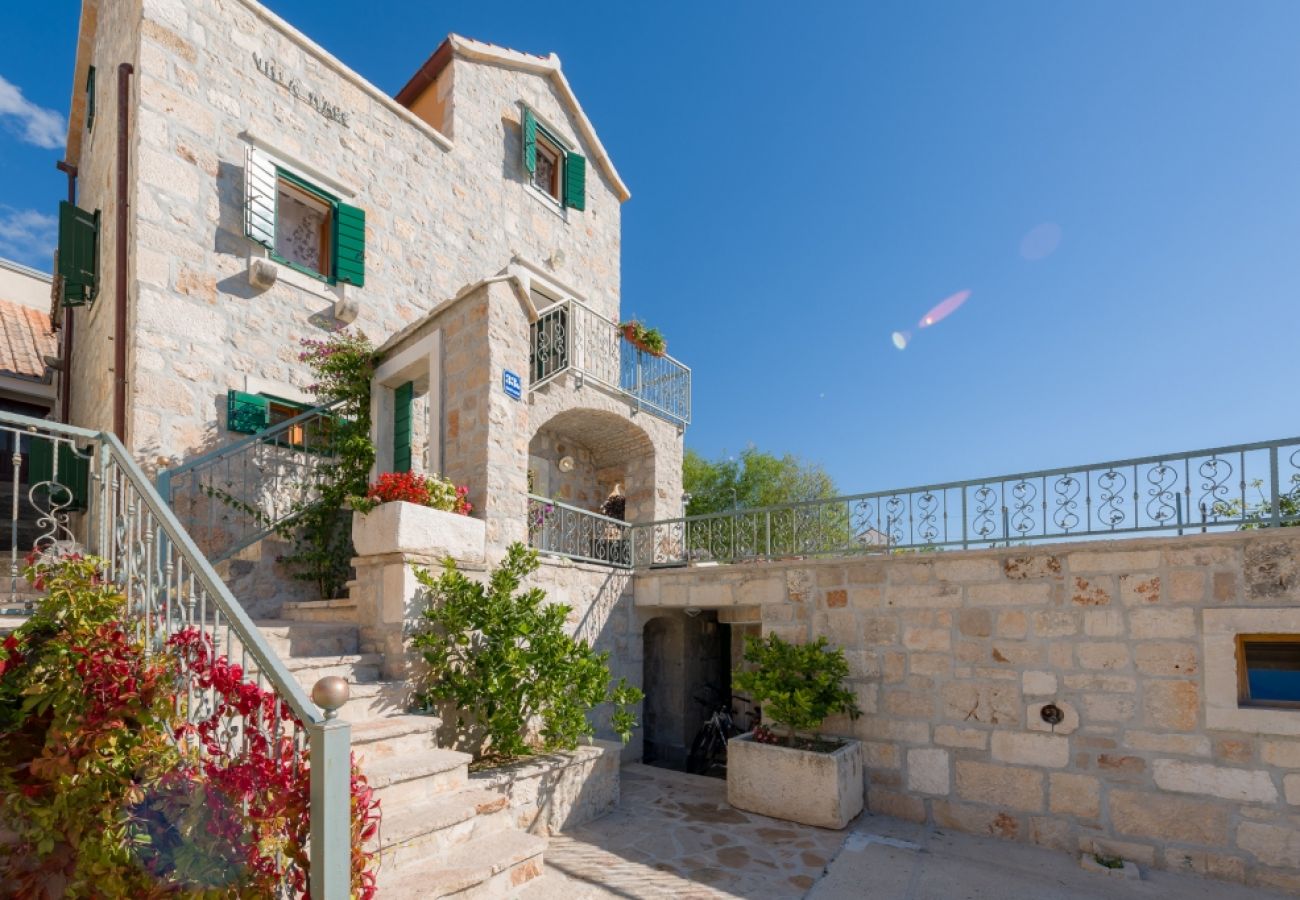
<box><xmin>628</xmin><ymin>435</ymin><xmax>1300</xmax><ymax>568</ymax></box>
<box><xmin>0</xmin><ymin>411</ymin><xmax>351</xmax><ymax>897</ymax></box>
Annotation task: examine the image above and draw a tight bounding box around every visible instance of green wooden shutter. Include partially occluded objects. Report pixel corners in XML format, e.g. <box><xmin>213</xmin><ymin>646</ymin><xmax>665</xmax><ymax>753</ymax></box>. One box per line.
<box><xmin>57</xmin><ymin>201</ymin><xmax>99</xmax><ymax>307</ymax></box>
<box><xmin>523</xmin><ymin>107</ymin><xmax>537</xmax><ymax>175</ymax></box>
<box><xmin>244</xmin><ymin>145</ymin><xmax>277</xmax><ymax>250</ymax></box>
<box><xmin>334</xmin><ymin>202</ymin><xmax>366</xmax><ymax>287</ymax></box>
<box><xmin>27</xmin><ymin>438</ymin><xmax>90</xmax><ymax>512</ymax></box>
<box><xmin>85</xmin><ymin>66</ymin><xmax>96</xmax><ymax>132</ymax></box>
<box><xmin>563</xmin><ymin>152</ymin><xmax>586</xmax><ymax>210</ymax></box>
<box><xmin>393</xmin><ymin>381</ymin><xmax>414</xmax><ymax>473</ymax></box>
<box><xmin>227</xmin><ymin>390</ymin><xmax>270</xmax><ymax>434</ymax></box>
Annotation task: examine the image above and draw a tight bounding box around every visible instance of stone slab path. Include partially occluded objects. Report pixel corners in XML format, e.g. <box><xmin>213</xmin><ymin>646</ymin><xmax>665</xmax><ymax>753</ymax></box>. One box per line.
<box><xmin>533</xmin><ymin>763</ymin><xmax>1289</xmax><ymax>900</ymax></box>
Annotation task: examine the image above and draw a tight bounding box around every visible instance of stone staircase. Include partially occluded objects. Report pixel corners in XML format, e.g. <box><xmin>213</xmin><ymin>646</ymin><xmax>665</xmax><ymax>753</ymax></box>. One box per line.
<box><xmin>264</xmin><ymin>603</ymin><xmax>549</xmax><ymax>898</ymax></box>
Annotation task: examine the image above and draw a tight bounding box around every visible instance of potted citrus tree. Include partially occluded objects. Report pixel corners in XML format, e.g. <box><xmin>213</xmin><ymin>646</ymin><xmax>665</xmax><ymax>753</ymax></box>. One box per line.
<box><xmin>728</xmin><ymin>634</ymin><xmax>863</xmax><ymax>829</ymax></box>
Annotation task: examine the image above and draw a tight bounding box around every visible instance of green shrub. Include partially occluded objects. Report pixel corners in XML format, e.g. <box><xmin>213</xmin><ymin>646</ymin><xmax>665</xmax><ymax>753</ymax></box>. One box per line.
<box><xmin>410</xmin><ymin>543</ymin><xmax>642</xmax><ymax>763</ymax></box>
<box><xmin>733</xmin><ymin>634</ymin><xmax>861</xmax><ymax>748</ymax></box>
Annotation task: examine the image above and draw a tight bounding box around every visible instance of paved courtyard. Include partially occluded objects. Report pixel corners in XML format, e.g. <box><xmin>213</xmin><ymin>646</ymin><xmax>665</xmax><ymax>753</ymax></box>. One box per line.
<box><xmin>533</xmin><ymin>764</ymin><xmax>1289</xmax><ymax>900</ymax></box>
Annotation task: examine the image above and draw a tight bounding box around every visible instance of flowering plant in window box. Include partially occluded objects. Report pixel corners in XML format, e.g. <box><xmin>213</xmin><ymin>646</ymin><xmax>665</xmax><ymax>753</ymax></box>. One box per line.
<box><xmin>619</xmin><ymin>320</ymin><xmax>667</xmax><ymax>357</ymax></box>
<box><xmin>349</xmin><ymin>471</ymin><xmax>471</xmax><ymax>516</ymax></box>
<box><xmin>350</xmin><ymin>472</ymin><xmax>484</xmax><ymax>560</ymax></box>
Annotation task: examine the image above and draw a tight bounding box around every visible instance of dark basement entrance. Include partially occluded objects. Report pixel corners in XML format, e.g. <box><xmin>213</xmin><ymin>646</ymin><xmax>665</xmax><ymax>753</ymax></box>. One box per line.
<box><xmin>642</xmin><ymin>610</ymin><xmax>756</xmax><ymax>778</ymax></box>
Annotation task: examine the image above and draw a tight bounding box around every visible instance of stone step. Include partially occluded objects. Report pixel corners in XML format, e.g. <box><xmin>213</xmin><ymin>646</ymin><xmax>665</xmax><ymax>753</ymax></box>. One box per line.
<box><xmin>284</xmin><ymin>652</ymin><xmax>382</xmax><ymax>690</ymax></box>
<box><xmin>256</xmin><ymin>619</ymin><xmax>359</xmax><ymax>656</ymax></box>
<box><xmin>350</xmin><ymin>714</ymin><xmax>443</xmax><ymax>757</ymax></box>
<box><xmin>516</xmin><ymin>872</ymin><xmax>596</xmax><ymax>900</ymax></box>
<box><xmin>0</xmin><ymin>615</ymin><xmax>28</xmax><ymax>636</ymax></box>
<box><xmin>377</xmin><ymin>788</ymin><xmax>511</xmax><ymax>871</ymax></box>
<box><xmin>366</xmin><ymin>745</ymin><xmax>471</xmax><ymax>808</ymax></box>
<box><xmin>280</xmin><ymin>598</ymin><xmax>359</xmax><ymax>624</ymax></box>
<box><xmin>378</xmin><ymin>829</ymin><xmax>546</xmax><ymax>899</ymax></box>
<box><xmin>340</xmin><ymin>681</ymin><xmax>411</xmax><ymax>723</ymax></box>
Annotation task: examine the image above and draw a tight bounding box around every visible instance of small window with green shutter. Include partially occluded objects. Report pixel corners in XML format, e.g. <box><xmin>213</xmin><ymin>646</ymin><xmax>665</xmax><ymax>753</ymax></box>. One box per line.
<box><xmin>243</xmin><ymin>145</ymin><xmax>365</xmax><ymax>287</ymax></box>
<box><xmin>522</xmin><ymin>106</ymin><xmax>586</xmax><ymax>211</ymax></box>
<box><xmin>393</xmin><ymin>381</ymin><xmax>414</xmax><ymax>473</ymax></box>
<box><xmin>85</xmin><ymin>66</ymin><xmax>96</xmax><ymax>132</ymax></box>
<box><xmin>57</xmin><ymin>201</ymin><xmax>100</xmax><ymax>307</ymax></box>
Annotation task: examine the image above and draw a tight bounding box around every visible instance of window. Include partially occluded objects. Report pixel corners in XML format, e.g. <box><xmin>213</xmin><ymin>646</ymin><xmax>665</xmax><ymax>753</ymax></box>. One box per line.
<box><xmin>56</xmin><ymin>201</ymin><xmax>100</xmax><ymax>307</ymax></box>
<box><xmin>275</xmin><ymin>176</ymin><xmax>333</xmax><ymax>278</ymax></box>
<box><xmin>1239</xmin><ymin>636</ymin><xmax>1300</xmax><ymax>708</ymax></box>
<box><xmin>85</xmin><ymin>66</ymin><xmax>95</xmax><ymax>132</ymax></box>
<box><xmin>226</xmin><ymin>390</ymin><xmax>334</xmax><ymax>449</ymax></box>
<box><xmin>243</xmin><ymin>145</ymin><xmax>366</xmax><ymax>287</ymax></box>
<box><xmin>522</xmin><ymin>107</ymin><xmax>587</xmax><ymax>211</ymax></box>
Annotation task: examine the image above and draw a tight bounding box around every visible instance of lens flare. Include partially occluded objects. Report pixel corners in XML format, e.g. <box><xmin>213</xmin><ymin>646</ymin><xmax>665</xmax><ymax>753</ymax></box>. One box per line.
<box><xmin>917</xmin><ymin>290</ymin><xmax>970</xmax><ymax>329</ymax></box>
<box><xmin>1020</xmin><ymin>223</ymin><xmax>1062</xmax><ymax>261</ymax></box>
<box><xmin>891</xmin><ymin>331</ymin><xmax>910</xmax><ymax>350</ymax></box>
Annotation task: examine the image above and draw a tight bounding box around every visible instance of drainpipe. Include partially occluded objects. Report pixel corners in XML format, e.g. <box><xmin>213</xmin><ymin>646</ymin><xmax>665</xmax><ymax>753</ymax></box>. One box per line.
<box><xmin>113</xmin><ymin>63</ymin><xmax>133</xmax><ymax>441</ymax></box>
<box><xmin>55</xmin><ymin>160</ymin><xmax>77</xmax><ymax>424</ymax></box>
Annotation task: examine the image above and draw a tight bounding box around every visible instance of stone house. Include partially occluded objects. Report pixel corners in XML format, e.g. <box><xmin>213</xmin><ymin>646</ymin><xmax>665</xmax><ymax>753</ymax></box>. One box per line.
<box><xmin>54</xmin><ymin>0</ymin><xmax>687</xmax><ymax>600</ymax></box>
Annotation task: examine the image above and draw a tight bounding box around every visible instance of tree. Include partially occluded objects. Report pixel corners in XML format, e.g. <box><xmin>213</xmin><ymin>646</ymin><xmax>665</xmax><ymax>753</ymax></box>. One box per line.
<box><xmin>683</xmin><ymin>446</ymin><xmax>838</xmax><ymax>517</ymax></box>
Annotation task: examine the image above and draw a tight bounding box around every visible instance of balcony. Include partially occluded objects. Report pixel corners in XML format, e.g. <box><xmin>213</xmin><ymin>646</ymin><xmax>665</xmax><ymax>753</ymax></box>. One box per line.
<box><xmin>529</xmin><ymin>299</ymin><xmax>691</xmax><ymax>428</ymax></box>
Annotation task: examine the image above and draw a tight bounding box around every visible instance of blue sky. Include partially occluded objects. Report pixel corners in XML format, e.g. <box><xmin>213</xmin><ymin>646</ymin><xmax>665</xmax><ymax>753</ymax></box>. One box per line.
<box><xmin>2</xmin><ymin>2</ymin><xmax>1298</xmax><ymax>491</ymax></box>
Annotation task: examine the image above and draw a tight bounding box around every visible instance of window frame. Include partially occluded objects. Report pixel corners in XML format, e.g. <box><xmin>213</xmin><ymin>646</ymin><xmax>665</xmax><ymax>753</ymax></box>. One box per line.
<box><xmin>1237</xmin><ymin>634</ymin><xmax>1300</xmax><ymax>710</ymax></box>
<box><xmin>532</xmin><ymin>130</ymin><xmax>565</xmax><ymax>203</ymax></box>
<box><xmin>270</xmin><ymin>168</ymin><xmax>340</xmax><ymax>285</ymax></box>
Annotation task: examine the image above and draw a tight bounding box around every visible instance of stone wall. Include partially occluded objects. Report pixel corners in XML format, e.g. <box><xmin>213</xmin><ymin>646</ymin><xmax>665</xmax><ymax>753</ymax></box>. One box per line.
<box><xmin>65</xmin><ymin>0</ymin><xmax>143</xmax><ymax>436</ymax></box>
<box><xmin>76</xmin><ymin>0</ymin><xmax>626</xmax><ymax>464</ymax></box>
<box><xmin>635</xmin><ymin>529</ymin><xmax>1300</xmax><ymax>894</ymax></box>
<box><xmin>469</xmin><ymin>741</ymin><xmax>621</xmax><ymax>835</ymax></box>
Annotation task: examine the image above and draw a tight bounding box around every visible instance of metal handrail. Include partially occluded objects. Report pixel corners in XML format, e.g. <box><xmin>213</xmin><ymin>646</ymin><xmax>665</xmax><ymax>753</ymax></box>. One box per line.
<box><xmin>631</xmin><ymin>434</ymin><xmax>1300</xmax><ymax>567</ymax></box>
<box><xmin>527</xmin><ymin>493</ymin><xmax>634</xmax><ymax>568</ymax></box>
<box><xmin>0</xmin><ymin>409</ymin><xmax>350</xmax><ymax>896</ymax></box>
<box><xmin>158</xmin><ymin>399</ymin><xmax>348</xmax><ymax>563</ymax></box>
<box><xmin>529</xmin><ymin>298</ymin><xmax>692</xmax><ymax>427</ymax></box>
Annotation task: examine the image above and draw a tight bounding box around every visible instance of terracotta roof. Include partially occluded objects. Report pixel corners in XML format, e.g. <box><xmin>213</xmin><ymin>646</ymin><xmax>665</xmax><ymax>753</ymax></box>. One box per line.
<box><xmin>0</xmin><ymin>297</ymin><xmax>55</xmax><ymax>382</ymax></box>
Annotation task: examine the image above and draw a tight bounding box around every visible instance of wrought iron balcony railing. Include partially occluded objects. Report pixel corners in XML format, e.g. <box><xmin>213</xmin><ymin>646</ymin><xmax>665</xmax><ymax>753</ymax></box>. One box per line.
<box><xmin>530</xmin><ymin>299</ymin><xmax>691</xmax><ymax>428</ymax></box>
<box><xmin>527</xmin><ymin>494</ymin><xmax>633</xmax><ymax>568</ymax></box>
<box><xmin>630</xmin><ymin>435</ymin><xmax>1300</xmax><ymax>568</ymax></box>
<box><xmin>0</xmin><ymin>411</ymin><xmax>350</xmax><ymax>895</ymax></box>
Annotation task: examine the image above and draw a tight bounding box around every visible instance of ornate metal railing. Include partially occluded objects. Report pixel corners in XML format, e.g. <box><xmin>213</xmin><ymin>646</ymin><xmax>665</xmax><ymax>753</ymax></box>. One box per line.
<box><xmin>527</xmin><ymin>494</ymin><xmax>633</xmax><ymax>567</ymax></box>
<box><xmin>529</xmin><ymin>298</ymin><xmax>691</xmax><ymax>427</ymax></box>
<box><xmin>0</xmin><ymin>410</ymin><xmax>350</xmax><ymax>896</ymax></box>
<box><xmin>631</xmin><ymin>436</ymin><xmax>1300</xmax><ymax>567</ymax></box>
<box><xmin>158</xmin><ymin>401</ymin><xmax>346</xmax><ymax>563</ymax></box>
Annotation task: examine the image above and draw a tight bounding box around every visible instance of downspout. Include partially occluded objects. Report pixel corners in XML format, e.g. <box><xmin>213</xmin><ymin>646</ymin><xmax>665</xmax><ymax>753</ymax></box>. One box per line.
<box><xmin>55</xmin><ymin>161</ymin><xmax>77</xmax><ymax>424</ymax></box>
<box><xmin>113</xmin><ymin>63</ymin><xmax>133</xmax><ymax>441</ymax></box>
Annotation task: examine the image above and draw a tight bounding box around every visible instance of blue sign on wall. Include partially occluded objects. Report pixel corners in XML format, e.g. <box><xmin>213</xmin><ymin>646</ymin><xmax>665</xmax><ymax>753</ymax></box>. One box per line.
<box><xmin>503</xmin><ymin>369</ymin><xmax>522</xmax><ymax>400</ymax></box>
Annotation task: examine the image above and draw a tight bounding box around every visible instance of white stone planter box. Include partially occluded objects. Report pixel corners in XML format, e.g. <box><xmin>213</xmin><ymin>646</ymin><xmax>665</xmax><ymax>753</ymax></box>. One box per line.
<box><xmin>726</xmin><ymin>732</ymin><xmax>864</xmax><ymax>829</ymax></box>
<box><xmin>351</xmin><ymin>501</ymin><xmax>484</xmax><ymax>561</ymax></box>
<box><xmin>469</xmin><ymin>741</ymin><xmax>620</xmax><ymax>835</ymax></box>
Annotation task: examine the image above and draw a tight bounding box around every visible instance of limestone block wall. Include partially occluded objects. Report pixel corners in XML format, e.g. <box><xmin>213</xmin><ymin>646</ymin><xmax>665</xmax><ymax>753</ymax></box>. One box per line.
<box><xmin>635</xmin><ymin>530</ymin><xmax>1300</xmax><ymax>894</ymax></box>
<box><xmin>65</xmin><ymin>0</ymin><xmax>143</xmax><ymax>437</ymax></box>
<box><xmin>74</xmin><ymin>0</ymin><xmax>625</xmax><ymax>464</ymax></box>
<box><xmin>530</xmin><ymin>558</ymin><xmax>640</xmax><ymax>750</ymax></box>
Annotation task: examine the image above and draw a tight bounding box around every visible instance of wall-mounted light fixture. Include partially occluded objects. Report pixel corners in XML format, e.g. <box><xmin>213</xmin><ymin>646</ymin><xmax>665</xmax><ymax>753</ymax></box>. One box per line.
<box><xmin>557</xmin><ymin>455</ymin><xmax>575</xmax><ymax>473</ymax></box>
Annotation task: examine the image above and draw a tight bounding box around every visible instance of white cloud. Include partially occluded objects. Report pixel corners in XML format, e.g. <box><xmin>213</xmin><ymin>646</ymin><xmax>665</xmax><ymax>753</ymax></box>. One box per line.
<box><xmin>0</xmin><ymin>207</ymin><xmax>58</xmax><ymax>267</ymax></box>
<box><xmin>0</xmin><ymin>74</ymin><xmax>66</xmax><ymax>149</ymax></box>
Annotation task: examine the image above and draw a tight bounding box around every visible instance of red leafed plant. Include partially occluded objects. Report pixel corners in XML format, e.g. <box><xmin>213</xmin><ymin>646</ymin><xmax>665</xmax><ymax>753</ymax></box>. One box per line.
<box><xmin>351</xmin><ymin>470</ymin><xmax>472</xmax><ymax>516</ymax></box>
<box><xmin>0</xmin><ymin>552</ymin><xmax>380</xmax><ymax>898</ymax></box>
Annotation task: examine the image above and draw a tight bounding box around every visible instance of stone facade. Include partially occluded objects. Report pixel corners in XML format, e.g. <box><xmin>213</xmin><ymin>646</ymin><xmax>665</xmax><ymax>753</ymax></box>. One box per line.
<box><xmin>636</xmin><ymin>529</ymin><xmax>1300</xmax><ymax>893</ymax></box>
<box><xmin>65</xmin><ymin>0</ymin><xmax>636</xmax><ymax>466</ymax></box>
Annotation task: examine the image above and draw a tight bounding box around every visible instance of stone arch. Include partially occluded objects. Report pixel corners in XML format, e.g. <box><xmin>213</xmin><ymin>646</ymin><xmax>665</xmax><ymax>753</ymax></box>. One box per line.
<box><xmin>527</xmin><ymin>407</ymin><xmax>657</xmax><ymax>523</ymax></box>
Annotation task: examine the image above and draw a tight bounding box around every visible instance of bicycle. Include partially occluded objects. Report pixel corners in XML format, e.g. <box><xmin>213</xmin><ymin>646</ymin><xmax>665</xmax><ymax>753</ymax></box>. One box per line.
<box><xmin>685</xmin><ymin>690</ymin><xmax>759</xmax><ymax>776</ymax></box>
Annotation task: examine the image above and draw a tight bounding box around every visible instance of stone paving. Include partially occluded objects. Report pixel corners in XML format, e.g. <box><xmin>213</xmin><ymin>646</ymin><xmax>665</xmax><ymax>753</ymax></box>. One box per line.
<box><xmin>536</xmin><ymin>763</ymin><xmax>1291</xmax><ymax>900</ymax></box>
